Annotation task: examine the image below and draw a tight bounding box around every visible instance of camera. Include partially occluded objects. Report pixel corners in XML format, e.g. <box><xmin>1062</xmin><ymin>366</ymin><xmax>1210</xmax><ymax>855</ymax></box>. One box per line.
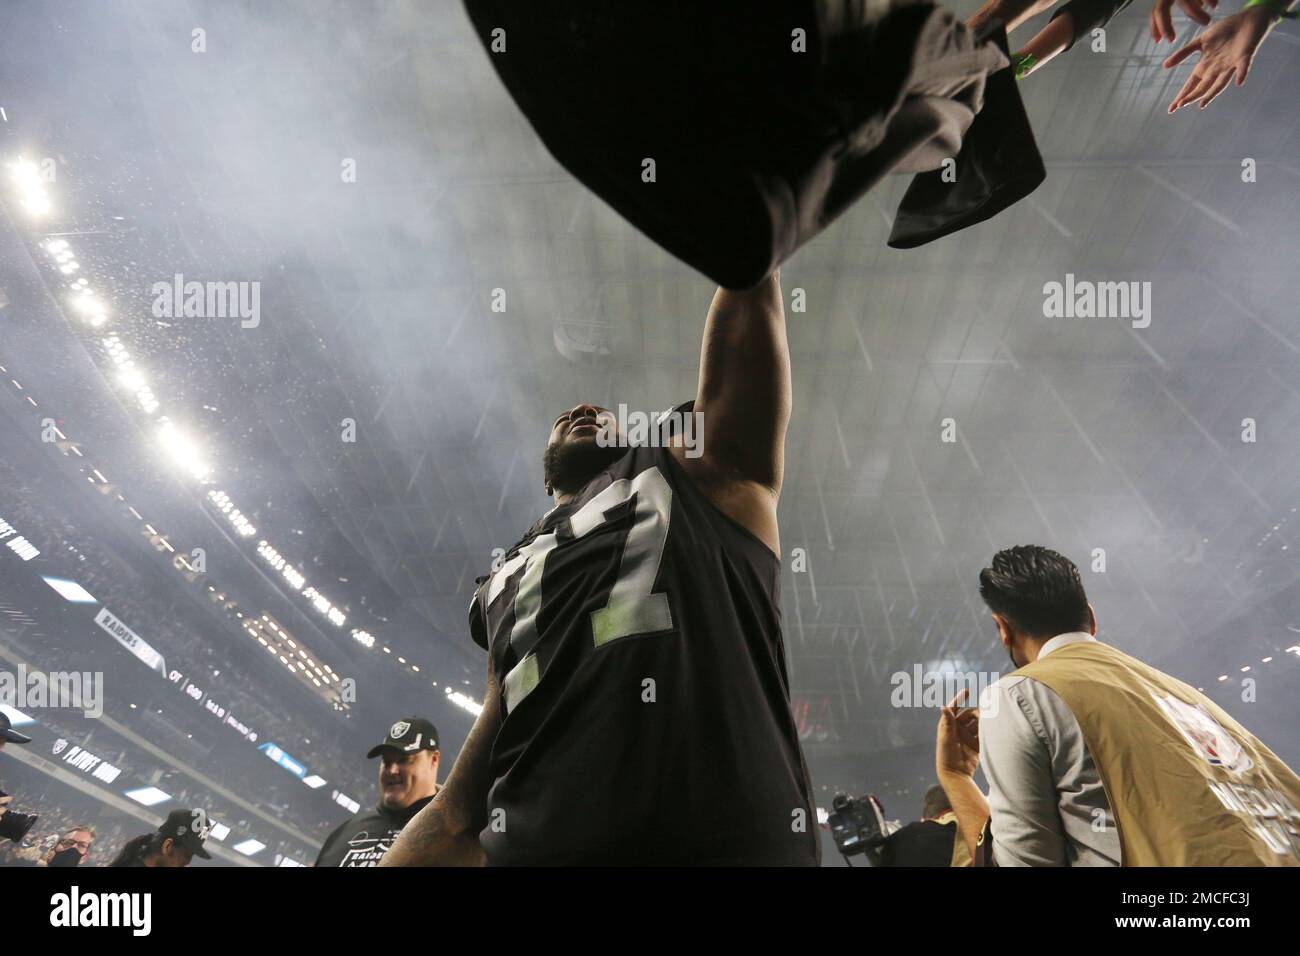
<box><xmin>827</xmin><ymin>792</ymin><xmax>888</xmax><ymax>858</ymax></box>
<box><xmin>0</xmin><ymin>810</ymin><xmax>37</xmax><ymax>844</ymax></box>
<box><xmin>0</xmin><ymin>789</ymin><xmax>38</xmax><ymax>844</ymax></box>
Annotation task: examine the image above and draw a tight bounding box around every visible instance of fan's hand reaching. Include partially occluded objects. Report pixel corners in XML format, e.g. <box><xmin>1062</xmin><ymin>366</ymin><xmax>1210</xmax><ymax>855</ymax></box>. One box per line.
<box><xmin>1164</xmin><ymin>7</ymin><xmax>1274</xmax><ymax>112</ymax></box>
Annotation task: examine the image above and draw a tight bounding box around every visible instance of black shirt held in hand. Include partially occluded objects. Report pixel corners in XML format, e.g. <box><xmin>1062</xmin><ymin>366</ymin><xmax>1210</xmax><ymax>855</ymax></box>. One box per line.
<box><xmin>314</xmin><ymin>794</ymin><xmax>435</xmax><ymax>867</ymax></box>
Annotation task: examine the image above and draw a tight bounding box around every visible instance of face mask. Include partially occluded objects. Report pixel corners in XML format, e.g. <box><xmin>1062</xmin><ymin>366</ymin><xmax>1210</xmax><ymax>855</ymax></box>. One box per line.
<box><xmin>48</xmin><ymin>845</ymin><xmax>84</xmax><ymax>867</ymax></box>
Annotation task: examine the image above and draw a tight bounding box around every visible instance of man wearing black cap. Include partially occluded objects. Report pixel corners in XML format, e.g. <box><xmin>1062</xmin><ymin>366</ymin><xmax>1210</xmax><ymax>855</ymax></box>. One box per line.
<box><xmin>315</xmin><ymin>717</ymin><xmax>441</xmax><ymax>867</ymax></box>
<box><xmin>108</xmin><ymin>809</ymin><xmax>213</xmax><ymax>867</ymax></box>
<box><xmin>0</xmin><ymin>710</ymin><xmax>36</xmax><ymax>842</ymax></box>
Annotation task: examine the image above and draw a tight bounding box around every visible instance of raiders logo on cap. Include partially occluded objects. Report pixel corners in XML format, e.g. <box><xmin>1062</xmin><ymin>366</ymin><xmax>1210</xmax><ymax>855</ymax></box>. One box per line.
<box><xmin>367</xmin><ymin>717</ymin><xmax>439</xmax><ymax>759</ymax></box>
<box><xmin>158</xmin><ymin>809</ymin><xmax>213</xmax><ymax>860</ymax></box>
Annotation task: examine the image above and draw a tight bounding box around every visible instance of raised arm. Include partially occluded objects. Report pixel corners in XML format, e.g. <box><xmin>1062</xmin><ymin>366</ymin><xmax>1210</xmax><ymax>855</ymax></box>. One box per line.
<box><xmin>936</xmin><ymin>691</ymin><xmax>989</xmax><ymax>864</ymax></box>
<box><xmin>381</xmin><ymin>662</ymin><xmax>501</xmax><ymax>866</ymax></box>
<box><xmin>696</xmin><ymin>271</ymin><xmax>791</xmax><ymax>492</ymax></box>
<box><xmin>671</xmin><ymin>271</ymin><xmax>790</xmax><ymax>553</ymax></box>
<box><xmin>967</xmin><ymin>0</ymin><xmax>1060</xmax><ymax>33</ymax></box>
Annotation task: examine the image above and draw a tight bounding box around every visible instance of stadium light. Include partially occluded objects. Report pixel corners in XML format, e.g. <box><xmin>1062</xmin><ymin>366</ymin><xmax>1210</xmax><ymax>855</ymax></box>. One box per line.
<box><xmin>207</xmin><ymin>489</ymin><xmax>256</xmax><ymax>536</ymax></box>
<box><xmin>0</xmin><ymin>704</ymin><xmax>36</xmax><ymax>728</ymax></box>
<box><xmin>8</xmin><ymin>158</ymin><xmax>52</xmax><ymax>217</ymax></box>
<box><xmin>118</xmin><ymin>367</ymin><xmax>146</xmax><ymax>391</ymax></box>
<box><xmin>71</xmin><ymin>291</ymin><xmax>109</xmax><ymax>326</ymax></box>
<box><xmin>124</xmin><ymin>787</ymin><xmax>171</xmax><ymax>807</ymax></box>
<box><xmin>445</xmin><ymin>687</ymin><xmax>484</xmax><ymax>717</ymax></box>
<box><xmin>42</xmin><ymin>576</ymin><xmax>97</xmax><ymax>603</ymax></box>
<box><xmin>157</xmin><ymin>419</ymin><xmax>210</xmax><ymax>481</ymax></box>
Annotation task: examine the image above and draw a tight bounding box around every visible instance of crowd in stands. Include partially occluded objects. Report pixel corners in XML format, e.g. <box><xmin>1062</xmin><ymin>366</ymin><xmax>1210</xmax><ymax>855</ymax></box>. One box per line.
<box><xmin>0</xmin><ymin>459</ymin><xmax>383</xmax><ymax>856</ymax></box>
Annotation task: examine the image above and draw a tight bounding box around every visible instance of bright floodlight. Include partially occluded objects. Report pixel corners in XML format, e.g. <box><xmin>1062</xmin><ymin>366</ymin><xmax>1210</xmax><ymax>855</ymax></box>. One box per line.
<box><xmin>0</xmin><ymin>704</ymin><xmax>36</xmax><ymax>728</ymax></box>
<box><xmin>119</xmin><ymin>368</ymin><xmax>146</xmax><ymax>391</ymax></box>
<box><xmin>42</xmin><ymin>576</ymin><xmax>98</xmax><ymax>603</ymax></box>
<box><xmin>9</xmin><ymin>158</ymin><xmax>52</xmax><ymax>217</ymax></box>
<box><xmin>71</xmin><ymin>292</ymin><xmax>108</xmax><ymax>322</ymax></box>
<box><xmin>232</xmin><ymin>839</ymin><xmax>265</xmax><ymax>857</ymax></box>
<box><xmin>445</xmin><ymin>687</ymin><xmax>484</xmax><ymax>717</ymax></box>
<box><xmin>124</xmin><ymin>787</ymin><xmax>171</xmax><ymax>807</ymax></box>
<box><xmin>157</xmin><ymin>420</ymin><xmax>211</xmax><ymax>481</ymax></box>
<box><xmin>303</xmin><ymin>775</ymin><xmax>327</xmax><ymax>789</ymax></box>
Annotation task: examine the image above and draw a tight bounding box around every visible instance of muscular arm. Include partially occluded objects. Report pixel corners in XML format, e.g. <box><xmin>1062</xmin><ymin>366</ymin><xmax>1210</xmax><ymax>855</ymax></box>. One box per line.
<box><xmin>670</xmin><ymin>271</ymin><xmax>790</xmax><ymax>554</ymax></box>
<box><xmin>381</xmin><ymin>663</ymin><xmax>502</xmax><ymax>866</ymax></box>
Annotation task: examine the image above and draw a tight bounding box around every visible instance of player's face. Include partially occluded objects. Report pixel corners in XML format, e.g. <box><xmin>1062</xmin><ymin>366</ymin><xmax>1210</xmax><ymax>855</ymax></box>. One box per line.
<box><xmin>547</xmin><ymin>403</ymin><xmax>618</xmax><ymax>449</ymax></box>
<box><xmin>378</xmin><ymin>749</ymin><xmax>439</xmax><ymax>810</ymax></box>
<box><xmin>543</xmin><ymin>404</ymin><xmax>625</xmax><ymax>496</ymax></box>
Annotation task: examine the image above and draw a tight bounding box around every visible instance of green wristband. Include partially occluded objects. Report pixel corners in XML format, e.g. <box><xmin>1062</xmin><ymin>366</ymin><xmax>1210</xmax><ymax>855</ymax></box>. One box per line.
<box><xmin>1013</xmin><ymin>52</ymin><xmax>1037</xmax><ymax>80</ymax></box>
<box><xmin>1244</xmin><ymin>0</ymin><xmax>1296</xmax><ymax>20</ymax></box>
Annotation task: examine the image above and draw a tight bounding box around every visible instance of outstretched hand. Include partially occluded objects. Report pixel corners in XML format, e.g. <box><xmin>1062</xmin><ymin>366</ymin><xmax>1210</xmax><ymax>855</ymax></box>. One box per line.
<box><xmin>1150</xmin><ymin>0</ymin><xmax>1219</xmax><ymax>42</ymax></box>
<box><xmin>1163</xmin><ymin>7</ymin><xmax>1274</xmax><ymax>112</ymax></box>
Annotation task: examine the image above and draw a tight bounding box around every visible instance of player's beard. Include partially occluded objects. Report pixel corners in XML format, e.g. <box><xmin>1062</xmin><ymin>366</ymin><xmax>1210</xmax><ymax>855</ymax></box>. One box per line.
<box><xmin>543</xmin><ymin>434</ymin><xmax>625</xmax><ymax>497</ymax></box>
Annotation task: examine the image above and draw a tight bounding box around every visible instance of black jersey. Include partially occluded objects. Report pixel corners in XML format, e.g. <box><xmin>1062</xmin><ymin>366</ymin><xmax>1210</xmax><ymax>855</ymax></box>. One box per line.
<box><xmin>468</xmin><ymin>413</ymin><xmax>819</xmax><ymax>865</ymax></box>
<box><xmin>314</xmin><ymin>794</ymin><xmax>433</xmax><ymax>867</ymax></box>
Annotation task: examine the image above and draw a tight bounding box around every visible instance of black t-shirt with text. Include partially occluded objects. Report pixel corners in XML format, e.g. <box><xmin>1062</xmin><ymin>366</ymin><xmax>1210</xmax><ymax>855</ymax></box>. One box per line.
<box><xmin>315</xmin><ymin>794</ymin><xmax>434</xmax><ymax>867</ymax></box>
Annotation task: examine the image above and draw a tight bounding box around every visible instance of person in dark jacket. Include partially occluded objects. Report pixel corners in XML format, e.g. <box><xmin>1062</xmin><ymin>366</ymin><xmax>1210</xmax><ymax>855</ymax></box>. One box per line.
<box><xmin>0</xmin><ymin>711</ymin><xmax>36</xmax><ymax>846</ymax></box>
<box><xmin>879</xmin><ymin>785</ymin><xmax>964</xmax><ymax>867</ymax></box>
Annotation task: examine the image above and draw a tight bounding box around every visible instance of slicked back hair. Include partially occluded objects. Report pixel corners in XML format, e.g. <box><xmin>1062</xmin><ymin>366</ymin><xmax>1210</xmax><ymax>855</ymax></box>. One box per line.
<box><xmin>978</xmin><ymin>545</ymin><xmax>1090</xmax><ymax>639</ymax></box>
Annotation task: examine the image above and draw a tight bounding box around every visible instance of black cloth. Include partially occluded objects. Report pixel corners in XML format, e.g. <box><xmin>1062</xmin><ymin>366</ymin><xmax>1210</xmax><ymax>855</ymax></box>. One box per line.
<box><xmin>886</xmin><ymin>19</ymin><xmax>1045</xmax><ymax>248</ymax></box>
<box><xmin>880</xmin><ymin>819</ymin><xmax>959</xmax><ymax>867</ymax></box>
<box><xmin>463</xmin><ymin>0</ymin><xmax>1016</xmax><ymax>288</ymax></box>
<box><xmin>1052</xmin><ymin>0</ymin><xmax>1136</xmax><ymax>50</ymax></box>
<box><xmin>314</xmin><ymin>794</ymin><xmax>434</xmax><ymax>867</ymax></box>
<box><xmin>47</xmin><ymin>846</ymin><xmax>83</xmax><ymax>867</ymax></box>
<box><xmin>469</xmin><ymin>410</ymin><xmax>818</xmax><ymax>865</ymax></box>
